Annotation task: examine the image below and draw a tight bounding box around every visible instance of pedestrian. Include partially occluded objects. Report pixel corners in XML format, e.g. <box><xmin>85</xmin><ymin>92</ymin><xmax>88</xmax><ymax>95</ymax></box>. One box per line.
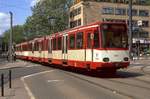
<box><xmin>132</xmin><ymin>47</ymin><xmax>138</xmax><ymax>61</ymax></box>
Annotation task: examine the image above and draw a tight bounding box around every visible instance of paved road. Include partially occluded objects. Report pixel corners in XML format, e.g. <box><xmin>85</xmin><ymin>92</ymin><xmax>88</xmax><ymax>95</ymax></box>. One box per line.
<box><xmin>1</xmin><ymin>60</ymin><xmax>150</xmax><ymax>99</ymax></box>
<box><xmin>21</xmin><ymin>62</ymin><xmax>150</xmax><ymax>99</ymax></box>
<box><xmin>0</xmin><ymin>56</ymin><xmax>7</xmax><ymax>65</ymax></box>
<box><xmin>23</xmin><ymin>69</ymin><xmax>128</xmax><ymax>99</ymax></box>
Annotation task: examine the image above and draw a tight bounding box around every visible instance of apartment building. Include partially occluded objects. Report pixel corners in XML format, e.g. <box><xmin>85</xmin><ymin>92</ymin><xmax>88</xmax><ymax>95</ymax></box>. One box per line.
<box><xmin>69</xmin><ymin>0</ymin><xmax>150</xmax><ymax>51</ymax></box>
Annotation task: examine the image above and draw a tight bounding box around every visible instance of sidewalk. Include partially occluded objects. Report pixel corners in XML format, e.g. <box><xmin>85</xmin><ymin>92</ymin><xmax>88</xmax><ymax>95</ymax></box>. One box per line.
<box><xmin>0</xmin><ymin>60</ymin><xmax>30</xmax><ymax>99</ymax></box>
<box><xmin>130</xmin><ymin>57</ymin><xmax>150</xmax><ymax>66</ymax></box>
<box><xmin>0</xmin><ymin>60</ymin><xmax>28</xmax><ymax>70</ymax></box>
<box><xmin>0</xmin><ymin>78</ymin><xmax>30</xmax><ymax>99</ymax></box>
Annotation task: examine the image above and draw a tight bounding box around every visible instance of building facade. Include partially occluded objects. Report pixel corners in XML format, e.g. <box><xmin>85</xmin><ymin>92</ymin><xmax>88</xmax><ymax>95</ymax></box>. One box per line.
<box><xmin>69</xmin><ymin>0</ymin><xmax>150</xmax><ymax>52</ymax></box>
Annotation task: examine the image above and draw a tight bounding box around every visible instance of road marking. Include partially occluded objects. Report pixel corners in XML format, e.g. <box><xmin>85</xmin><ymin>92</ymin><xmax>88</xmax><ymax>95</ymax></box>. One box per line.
<box><xmin>22</xmin><ymin>70</ymin><xmax>55</xmax><ymax>78</ymax></box>
<box><xmin>21</xmin><ymin>70</ymin><xmax>55</xmax><ymax>99</ymax></box>
<box><xmin>0</xmin><ymin>66</ymin><xmax>23</xmax><ymax>70</ymax></box>
<box><xmin>26</xmin><ymin>65</ymin><xmax>41</xmax><ymax>68</ymax></box>
<box><xmin>21</xmin><ymin>78</ymin><xmax>35</xmax><ymax>99</ymax></box>
<box><xmin>47</xmin><ymin>80</ymin><xmax>64</xmax><ymax>83</ymax></box>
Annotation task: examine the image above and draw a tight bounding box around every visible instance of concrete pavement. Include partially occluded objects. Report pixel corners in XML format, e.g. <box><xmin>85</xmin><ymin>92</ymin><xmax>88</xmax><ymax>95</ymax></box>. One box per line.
<box><xmin>0</xmin><ymin>60</ymin><xmax>47</xmax><ymax>99</ymax></box>
<box><xmin>0</xmin><ymin>59</ymin><xmax>150</xmax><ymax>99</ymax></box>
<box><xmin>0</xmin><ymin>60</ymin><xmax>30</xmax><ymax>99</ymax></box>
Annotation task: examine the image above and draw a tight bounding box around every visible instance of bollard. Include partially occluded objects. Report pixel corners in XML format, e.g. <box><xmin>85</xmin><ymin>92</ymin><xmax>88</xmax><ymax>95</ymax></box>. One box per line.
<box><xmin>1</xmin><ymin>74</ymin><xmax>4</xmax><ymax>96</ymax></box>
<box><xmin>9</xmin><ymin>70</ymin><xmax>12</xmax><ymax>88</ymax></box>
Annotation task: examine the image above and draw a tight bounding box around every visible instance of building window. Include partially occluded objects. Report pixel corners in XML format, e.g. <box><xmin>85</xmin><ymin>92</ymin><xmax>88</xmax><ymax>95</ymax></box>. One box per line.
<box><xmin>141</xmin><ymin>31</ymin><xmax>149</xmax><ymax>38</ymax></box>
<box><xmin>138</xmin><ymin>0</ymin><xmax>146</xmax><ymax>5</ymax></box>
<box><xmin>127</xmin><ymin>9</ymin><xmax>138</xmax><ymax>16</ymax></box>
<box><xmin>139</xmin><ymin>10</ymin><xmax>149</xmax><ymax>17</ymax></box>
<box><xmin>127</xmin><ymin>20</ymin><xmax>138</xmax><ymax>27</ymax></box>
<box><xmin>78</xmin><ymin>7</ymin><xmax>81</xmax><ymax>15</ymax></box>
<box><xmin>69</xmin><ymin>34</ymin><xmax>75</xmax><ymax>49</ymax></box>
<box><xmin>142</xmin><ymin>20</ymin><xmax>149</xmax><ymax>27</ymax></box>
<box><xmin>70</xmin><ymin>19</ymin><xmax>81</xmax><ymax>28</ymax></box>
<box><xmin>76</xmin><ymin>32</ymin><xmax>83</xmax><ymax>49</ymax></box>
<box><xmin>102</xmin><ymin>7</ymin><xmax>114</xmax><ymax>14</ymax></box>
<box><xmin>103</xmin><ymin>18</ymin><xmax>126</xmax><ymax>23</ymax></box>
<box><xmin>78</xmin><ymin>19</ymin><xmax>81</xmax><ymax>26</ymax></box>
<box><xmin>115</xmin><ymin>8</ymin><xmax>126</xmax><ymax>15</ymax></box>
<box><xmin>70</xmin><ymin>7</ymin><xmax>81</xmax><ymax>18</ymax></box>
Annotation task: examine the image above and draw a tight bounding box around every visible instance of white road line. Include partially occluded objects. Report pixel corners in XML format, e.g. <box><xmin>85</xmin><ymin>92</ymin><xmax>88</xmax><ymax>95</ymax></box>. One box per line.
<box><xmin>26</xmin><ymin>65</ymin><xmax>41</xmax><ymax>68</ymax></box>
<box><xmin>21</xmin><ymin>78</ymin><xmax>35</xmax><ymax>99</ymax></box>
<box><xmin>22</xmin><ymin>70</ymin><xmax>55</xmax><ymax>79</ymax></box>
<box><xmin>21</xmin><ymin>70</ymin><xmax>55</xmax><ymax>99</ymax></box>
<box><xmin>47</xmin><ymin>80</ymin><xmax>64</xmax><ymax>83</ymax></box>
<box><xmin>0</xmin><ymin>66</ymin><xmax>22</xmax><ymax>70</ymax></box>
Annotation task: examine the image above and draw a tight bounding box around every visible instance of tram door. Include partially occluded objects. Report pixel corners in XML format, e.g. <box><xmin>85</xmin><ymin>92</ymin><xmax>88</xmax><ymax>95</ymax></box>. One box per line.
<box><xmin>62</xmin><ymin>34</ymin><xmax>68</xmax><ymax>64</ymax></box>
<box><xmin>85</xmin><ymin>31</ymin><xmax>94</xmax><ymax>62</ymax></box>
<box><xmin>48</xmin><ymin>38</ymin><xmax>52</xmax><ymax>62</ymax></box>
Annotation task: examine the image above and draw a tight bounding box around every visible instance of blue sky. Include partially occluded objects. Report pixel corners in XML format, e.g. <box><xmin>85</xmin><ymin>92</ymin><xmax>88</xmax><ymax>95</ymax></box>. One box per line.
<box><xmin>0</xmin><ymin>0</ymin><xmax>39</xmax><ymax>35</ymax></box>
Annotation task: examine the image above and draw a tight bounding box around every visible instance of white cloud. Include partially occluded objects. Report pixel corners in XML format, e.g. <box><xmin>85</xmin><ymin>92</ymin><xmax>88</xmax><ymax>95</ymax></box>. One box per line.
<box><xmin>30</xmin><ymin>0</ymin><xmax>41</xmax><ymax>7</ymax></box>
<box><xmin>0</xmin><ymin>12</ymin><xmax>10</xmax><ymax>35</ymax></box>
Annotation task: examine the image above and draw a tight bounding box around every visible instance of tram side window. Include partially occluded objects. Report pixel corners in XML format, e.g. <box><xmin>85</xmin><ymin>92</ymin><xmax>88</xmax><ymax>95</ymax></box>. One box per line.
<box><xmin>69</xmin><ymin>34</ymin><xmax>75</xmax><ymax>49</ymax></box>
<box><xmin>58</xmin><ymin>37</ymin><xmax>62</xmax><ymax>50</ymax></box>
<box><xmin>39</xmin><ymin>43</ymin><xmax>42</xmax><ymax>52</ymax></box>
<box><xmin>53</xmin><ymin>38</ymin><xmax>56</xmax><ymax>50</ymax></box>
<box><xmin>87</xmin><ymin>33</ymin><xmax>92</xmax><ymax>48</ymax></box>
<box><xmin>45</xmin><ymin>40</ymin><xmax>48</xmax><ymax>50</ymax></box>
<box><xmin>48</xmin><ymin>39</ymin><xmax>52</xmax><ymax>53</ymax></box>
<box><xmin>76</xmin><ymin>32</ymin><xmax>83</xmax><ymax>49</ymax></box>
<box><xmin>32</xmin><ymin>43</ymin><xmax>34</xmax><ymax>52</ymax></box>
<box><xmin>66</xmin><ymin>36</ymin><xmax>68</xmax><ymax>53</ymax></box>
<box><xmin>41</xmin><ymin>41</ymin><xmax>44</xmax><ymax>51</ymax></box>
<box><xmin>35</xmin><ymin>42</ymin><xmax>38</xmax><ymax>51</ymax></box>
<box><xmin>94</xmin><ymin>30</ymin><xmax>100</xmax><ymax>48</ymax></box>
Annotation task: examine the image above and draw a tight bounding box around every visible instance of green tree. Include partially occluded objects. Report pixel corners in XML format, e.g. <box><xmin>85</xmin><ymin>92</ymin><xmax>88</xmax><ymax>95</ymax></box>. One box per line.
<box><xmin>2</xmin><ymin>0</ymin><xmax>73</xmax><ymax>43</ymax></box>
<box><xmin>2</xmin><ymin>25</ymin><xmax>25</xmax><ymax>44</ymax></box>
<box><xmin>24</xmin><ymin>0</ymin><xmax>73</xmax><ymax>38</ymax></box>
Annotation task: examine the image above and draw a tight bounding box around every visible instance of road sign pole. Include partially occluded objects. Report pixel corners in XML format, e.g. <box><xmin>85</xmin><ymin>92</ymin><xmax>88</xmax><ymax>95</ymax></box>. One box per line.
<box><xmin>129</xmin><ymin>0</ymin><xmax>133</xmax><ymax>60</ymax></box>
<box><xmin>9</xmin><ymin>12</ymin><xmax>13</xmax><ymax>62</ymax></box>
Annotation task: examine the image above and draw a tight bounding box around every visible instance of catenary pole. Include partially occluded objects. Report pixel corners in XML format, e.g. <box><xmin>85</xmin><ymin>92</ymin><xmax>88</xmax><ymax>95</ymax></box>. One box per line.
<box><xmin>9</xmin><ymin>11</ymin><xmax>13</xmax><ymax>62</ymax></box>
<box><xmin>129</xmin><ymin>0</ymin><xmax>133</xmax><ymax>60</ymax></box>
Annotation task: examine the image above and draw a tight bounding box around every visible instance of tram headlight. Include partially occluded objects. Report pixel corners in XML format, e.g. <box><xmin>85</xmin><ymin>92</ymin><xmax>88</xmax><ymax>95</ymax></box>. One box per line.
<box><xmin>124</xmin><ymin>57</ymin><xmax>129</xmax><ymax>61</ymax></box>
<box><xmin>103</xmin><ymin>57</ymin><xmax>109</xmax><ymax>62</ymax></box>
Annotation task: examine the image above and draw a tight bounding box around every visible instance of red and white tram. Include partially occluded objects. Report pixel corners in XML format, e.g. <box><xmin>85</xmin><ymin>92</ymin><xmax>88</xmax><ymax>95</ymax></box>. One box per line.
<box><xmin>15</xmin><ymin>22</ymin><xmax>129</xmax><ymax>73</ymax></box>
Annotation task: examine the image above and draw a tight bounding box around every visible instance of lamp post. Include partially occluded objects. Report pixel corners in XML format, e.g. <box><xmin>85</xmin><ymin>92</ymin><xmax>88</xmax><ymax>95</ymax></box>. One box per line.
<box><xmin>137</xmin><ymin>20</ymin><xmax>143</xmax><ymax>59</ymax></box>
<box><xmin>128</xmin><ymin>0</ymin><xmax>133</xmax><ymax>60</ymax></box>
<box><xmin>48</xmin><ymin>16</ymin><xmax>57</xmax><ymax>33</ymax></box>
<box><xmin>9</xmin><ymin>11</ymin><xmax>13</xmax><ymax>62</ymax></box>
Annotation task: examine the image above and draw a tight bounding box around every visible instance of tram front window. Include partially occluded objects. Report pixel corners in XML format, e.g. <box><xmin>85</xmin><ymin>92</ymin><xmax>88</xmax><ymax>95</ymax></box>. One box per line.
<box><xmin>101</xmin><ymin>24</ymin><xmax>128</xmax><ymax>48</ymax></box>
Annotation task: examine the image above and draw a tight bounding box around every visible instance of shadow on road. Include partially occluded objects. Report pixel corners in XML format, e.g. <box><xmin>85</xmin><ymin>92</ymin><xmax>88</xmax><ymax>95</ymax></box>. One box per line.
<box><xmin>43</xmin><ymin>64</ymin><xmax>144</xmax><ymax>79</ymax></box>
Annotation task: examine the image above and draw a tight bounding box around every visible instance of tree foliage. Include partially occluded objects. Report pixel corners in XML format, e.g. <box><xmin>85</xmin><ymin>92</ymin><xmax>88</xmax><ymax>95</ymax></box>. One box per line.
<box><xmin>2</xmin><ymin>0</ymin><xmax>73</xmax><ymax>44</ymax></box>
<box><xmin>24</xmin><ymin>0</ymin><xmax>73</xmax><ymax>39</ymax></box>
<box><xmin>2</xmin><ymin>25</ymin><xmax>25</xmax><ymax>44</ymax></box>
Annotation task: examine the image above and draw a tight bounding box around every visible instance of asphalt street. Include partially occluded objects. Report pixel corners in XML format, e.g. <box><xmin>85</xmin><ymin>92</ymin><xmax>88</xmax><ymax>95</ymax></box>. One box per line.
<box><xmin>0</xmin><ymin>59</ymin><xmax>150</xmax><ymax>99</ymax></box>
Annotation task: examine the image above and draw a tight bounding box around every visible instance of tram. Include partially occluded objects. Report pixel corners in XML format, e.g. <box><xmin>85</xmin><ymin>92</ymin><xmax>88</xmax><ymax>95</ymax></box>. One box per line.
<box><xmin>15</xmin><ymin>21</ymin><xmax>129</xmax><ymax>73</ymax></box>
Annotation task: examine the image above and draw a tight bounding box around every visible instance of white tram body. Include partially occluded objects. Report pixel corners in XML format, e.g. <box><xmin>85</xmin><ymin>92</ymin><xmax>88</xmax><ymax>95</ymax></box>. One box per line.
<box><xmin>15</xmin><ymin>22</ymin><xmax>129</xmax><ymax>72</ymax></box>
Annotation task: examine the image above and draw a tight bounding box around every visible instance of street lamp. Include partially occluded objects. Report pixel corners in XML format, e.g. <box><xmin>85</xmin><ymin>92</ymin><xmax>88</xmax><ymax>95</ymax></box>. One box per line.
<box><xmin>137</xmin><ymin>20</ymin><xmax>143</xmax><ymax>59</ymax></box>
<box><xmin>128</xmin><ymin>0</ymin><xmax>133</xmax><ymax>60</ymax></box>
<box><xmin>9</xmin><ymin>11</ymin><xmax>13</xmax><ymax>62</ymax></box>
<box><xmin>48</xmin><ymin>16</ymin><xmax>57</xmax><ymax>33</ymax></box>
